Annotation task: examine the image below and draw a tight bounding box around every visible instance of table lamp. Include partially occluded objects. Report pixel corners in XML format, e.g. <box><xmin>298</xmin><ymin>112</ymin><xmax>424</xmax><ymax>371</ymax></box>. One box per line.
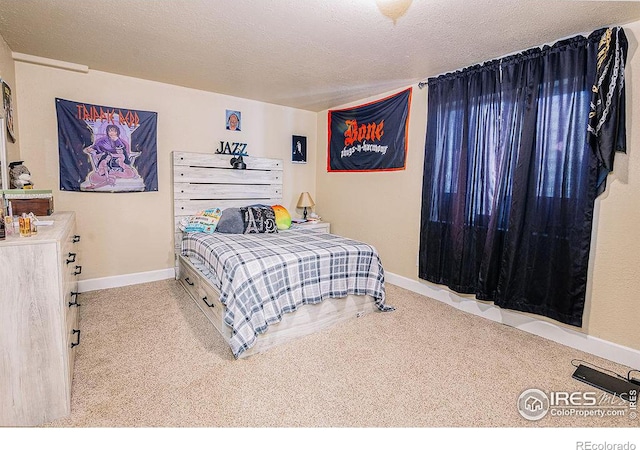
<box><xmin>297</xmin><ymin>192</ymin><xmax>315</xmax><ymax>220</ymax></box>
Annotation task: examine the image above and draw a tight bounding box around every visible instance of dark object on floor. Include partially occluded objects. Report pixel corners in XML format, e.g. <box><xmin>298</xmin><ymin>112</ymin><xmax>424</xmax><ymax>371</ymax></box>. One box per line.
<box><xmin>572</xmin><ymin>364</ymin><xmax>637</xmax><ymax>397</ymax></box>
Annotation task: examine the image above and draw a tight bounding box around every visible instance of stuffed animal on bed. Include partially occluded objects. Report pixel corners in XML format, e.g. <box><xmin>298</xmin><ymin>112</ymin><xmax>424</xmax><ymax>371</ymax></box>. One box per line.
<box><xmin>9</xmin><ymin>161</ymin><xmax>34</xmax><ymax>189</ymax></box>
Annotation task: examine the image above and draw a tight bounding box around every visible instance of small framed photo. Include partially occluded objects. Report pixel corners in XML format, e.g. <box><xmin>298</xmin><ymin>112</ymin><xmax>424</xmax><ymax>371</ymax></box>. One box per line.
<box><xmin>226</xmin><ymin>110</ymin><xmax>241</xmax><ymax>131</ymax></box>
<box><xmin>292</xmin><ymin>135</ymin><xmax>307</xmax><ymax>163</ymax></box>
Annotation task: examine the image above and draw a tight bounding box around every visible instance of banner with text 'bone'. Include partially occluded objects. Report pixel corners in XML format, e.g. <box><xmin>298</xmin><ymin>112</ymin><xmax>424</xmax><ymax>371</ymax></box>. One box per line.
<box><xmin>327</xmin><ymin>88</ymin><xmax>411</xmax><ymax>172</ymax></box>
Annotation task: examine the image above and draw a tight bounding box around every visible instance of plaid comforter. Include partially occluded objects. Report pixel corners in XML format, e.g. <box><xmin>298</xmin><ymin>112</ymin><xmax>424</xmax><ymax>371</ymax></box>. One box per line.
<box><xmin>181</xmin><ymin>229</ymin><xmax>393</xmax><ymax>358</ymax></box>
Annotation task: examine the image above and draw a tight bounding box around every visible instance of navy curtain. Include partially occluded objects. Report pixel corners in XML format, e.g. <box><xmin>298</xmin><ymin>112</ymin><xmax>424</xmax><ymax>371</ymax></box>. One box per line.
<box><xmin>419</xmin><ymin>28</ymin><xmax>627</xmax><ymax>327</ymax></box>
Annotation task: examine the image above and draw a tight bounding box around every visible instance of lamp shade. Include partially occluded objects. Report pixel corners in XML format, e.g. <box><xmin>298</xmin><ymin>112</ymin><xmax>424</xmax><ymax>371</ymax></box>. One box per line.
<box><xmin>297</xmin><ymin>192</ymin><xmax>315</xmax><ymax>208</ymax></box>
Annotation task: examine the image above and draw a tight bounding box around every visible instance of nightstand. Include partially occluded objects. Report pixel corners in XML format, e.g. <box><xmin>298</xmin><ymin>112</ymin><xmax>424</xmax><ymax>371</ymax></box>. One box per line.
<box><xmin>291</xmin><ymin>221</ymin><xmax>330</xmax><ymax>233</ymax></box>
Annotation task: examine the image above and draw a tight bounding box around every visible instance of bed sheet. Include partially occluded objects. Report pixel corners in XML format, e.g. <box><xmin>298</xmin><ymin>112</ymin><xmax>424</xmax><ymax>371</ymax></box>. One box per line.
<box><xmin>181</xmin><ymin>229</ymin><xmax>393</xmax><ymax>358</ymax></box>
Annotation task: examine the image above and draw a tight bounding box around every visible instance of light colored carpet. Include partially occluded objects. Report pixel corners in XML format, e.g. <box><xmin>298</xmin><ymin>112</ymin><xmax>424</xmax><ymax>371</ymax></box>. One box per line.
<box><xmin>44</xmin><ymin>280</ymin><xmax>637</xmax><ymax>428</ymax></box>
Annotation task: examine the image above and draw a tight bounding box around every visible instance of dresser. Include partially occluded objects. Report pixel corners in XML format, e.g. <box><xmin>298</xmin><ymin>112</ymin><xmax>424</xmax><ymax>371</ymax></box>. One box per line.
<box><xmin>0</xmin><ymin>212</ymin><xmax>82</xmax><ymax>426</ymax></box>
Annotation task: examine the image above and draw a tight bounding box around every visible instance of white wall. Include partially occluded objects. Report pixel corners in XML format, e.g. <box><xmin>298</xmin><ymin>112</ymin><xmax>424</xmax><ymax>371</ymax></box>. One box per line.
<box><xmin>0</xmin><ymin>35</ymin><xmax>20</xmax><ymax>164</ymax></box>
<box><xmin>14</xmin><ymin>62</ymin><xmax>317</xmax><ymax>280</ymax></box>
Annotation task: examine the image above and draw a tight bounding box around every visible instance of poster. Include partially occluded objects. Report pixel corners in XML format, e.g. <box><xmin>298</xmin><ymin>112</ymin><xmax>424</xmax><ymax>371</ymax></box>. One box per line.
<box><xmin>226</xmin><ymin>109</ymin><xmax>241</xmax><ymax>131</ymax></box>
<box><xmin>55</xmin><ymin>98</ymin><xmax>158</xmax><ymax>192</ymax></box>
<box><xmin>292</xmin><ymin>135</ymin><xmax>307</xmax><ymax>163</ymax></box>
<box><xmin>328</xmin><ymin>88</ymin><xmax>411</xmax><ymax>172</ymax></box>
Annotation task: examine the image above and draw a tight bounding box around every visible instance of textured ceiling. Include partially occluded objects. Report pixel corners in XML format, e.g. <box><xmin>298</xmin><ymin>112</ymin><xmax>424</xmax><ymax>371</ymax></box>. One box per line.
<box><xmin>0</xmin><ymin>0</ymin><xmax>639</xmax><ymax>112</ymax></box>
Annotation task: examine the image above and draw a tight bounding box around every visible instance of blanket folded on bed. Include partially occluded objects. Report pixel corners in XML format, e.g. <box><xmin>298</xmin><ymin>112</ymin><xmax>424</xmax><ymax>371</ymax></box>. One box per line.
<box><xmin>181</xmin><ymin>229</ymin><xmax>393</xmax><ymax>358</ymax></box>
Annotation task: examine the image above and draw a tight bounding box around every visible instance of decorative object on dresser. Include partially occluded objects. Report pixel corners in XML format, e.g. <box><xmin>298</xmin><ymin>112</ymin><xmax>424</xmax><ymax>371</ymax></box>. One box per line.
<box><xmin>8</xmin><ymin>161</ymin><xmax>34</xmax><ymax>189</ymax></box>
<box><xmin>296</xmin><ymin>191</ymin><xmax>315</xmax><ymax>220</ymax></box>
<box><xmin>172</xmin><ymin>151</ymin><xmax>392</xmax><ymax>359</ymax></box>
<box><xmin>0</xmin><ymin>212</ymin><xmax>82</xmax><ymax>426</ymax></box>
<box><xmin>2</xmin><ymin>189</ymin><xmax>54</xmax><ymax>216</ymax></box>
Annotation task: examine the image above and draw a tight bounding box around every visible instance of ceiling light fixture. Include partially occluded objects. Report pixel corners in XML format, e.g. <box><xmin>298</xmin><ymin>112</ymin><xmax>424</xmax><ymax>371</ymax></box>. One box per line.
<box><xmin>375</xmin><ymin>0</ymin><xmax>413</xmax><ymax>24</ymax></box>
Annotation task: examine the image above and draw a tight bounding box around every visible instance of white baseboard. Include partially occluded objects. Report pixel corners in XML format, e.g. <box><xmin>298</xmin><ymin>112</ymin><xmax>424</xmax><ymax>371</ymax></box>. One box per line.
<box><xmin>77</xmin><ymin>268</ymin><xmax>175</xmax><ymax>292</ymax></box>
<box><xmin>385</xmin><ymin>272</ymin><xmax>640</xmax><ymax>370</ymax></box>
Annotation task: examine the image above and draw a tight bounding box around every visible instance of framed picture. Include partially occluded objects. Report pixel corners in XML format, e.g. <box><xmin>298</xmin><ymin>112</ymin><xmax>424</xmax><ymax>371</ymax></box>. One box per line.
<box><xmin>0</xmin><ymin>116</ymin><xmax>7</xmax><ymax>189</ymax></box>
<box><xmin>226</xmin><ymin>110</ymin><xmax>241</xmax><ymax>131</ymax></box>
<box><xmin>292</xmin><ymin>135</ymin><xmax>307</xmax><ymax>163</ymax></box>
<box><xmin>2</xmin><ymin>80</ymin><xmax>15</xmax><ymax>143</ymax></box>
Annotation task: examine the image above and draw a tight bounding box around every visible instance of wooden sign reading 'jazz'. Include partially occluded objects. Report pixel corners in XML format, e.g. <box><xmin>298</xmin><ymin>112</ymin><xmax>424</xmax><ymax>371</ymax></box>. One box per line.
<box><xmin>217</xmin><ymin>141</ymin><xmax>248</xmax><ymax>156</ymax></box>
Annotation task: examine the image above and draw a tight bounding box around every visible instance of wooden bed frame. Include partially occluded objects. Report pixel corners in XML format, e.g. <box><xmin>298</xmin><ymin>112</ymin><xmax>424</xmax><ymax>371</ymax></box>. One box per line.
<box><xmin>172</xmin><ymin>151</ymin><xmax>376</xmax><ymax>358</ymax></box>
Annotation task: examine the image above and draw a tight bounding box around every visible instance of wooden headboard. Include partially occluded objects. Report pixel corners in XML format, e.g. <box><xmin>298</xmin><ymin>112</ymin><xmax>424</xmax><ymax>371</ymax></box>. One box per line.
<box><xmin>171</xmin><ymin>151</ymin><xmax>283</xmax><ymax>258</ymax></box>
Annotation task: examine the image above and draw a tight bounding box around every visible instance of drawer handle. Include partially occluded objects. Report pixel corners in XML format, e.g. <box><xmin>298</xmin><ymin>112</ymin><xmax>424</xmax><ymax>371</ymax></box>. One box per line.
<box><xmin>71</xmin><ymin>329</ymin><xmax>81</xmax><ymax>348</ymax></box>
<box><xmin>185</xmin><ymin>277</ymin><xmax>194</xmax><ymax>286</ymax></box>
<box><xmin>73</xmin><ymin>265</ymin><xmax>82</xmax><ymax>276</ymax></box>
<box><xmin>66</xmin><ymin>252</ymin><xmax>77</xmax><ymax>264</ymax></box>
<box><xmin>73</xmin><ymin>235</ymin><xmax>81</xmax><ymax>243</ymax></box>
<box><xmin>201</xmin><ymin>296</ymin><xmax>215</xmax><ymax>308</ymax></box>
<box><xmin>69</xmin><ymin>291</ymin><xmax>81</xmax><ymax>307</ymax></box>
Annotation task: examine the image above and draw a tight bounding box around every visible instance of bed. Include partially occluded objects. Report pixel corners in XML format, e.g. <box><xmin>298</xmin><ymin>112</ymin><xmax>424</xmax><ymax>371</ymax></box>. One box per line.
<box><xmin>172</xmin><ymin>151</ymin><xmax>393</xmax><ymax>358</ymax></box>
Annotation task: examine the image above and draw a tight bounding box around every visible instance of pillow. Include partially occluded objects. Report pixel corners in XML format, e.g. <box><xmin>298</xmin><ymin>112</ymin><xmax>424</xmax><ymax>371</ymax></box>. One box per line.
<box><xmin>241</xmin><ymin>206</ymin><xmax>278</xmax><ymax>234</ymax></box>
<box><xmin>179</xmin><ymin>208</ymin><xmax>222</xmax><ymax>233</ymax></box>
<box><xmin>271</xmin><ymin>204</ymin><xmax>291</xmax><ymax>230</ymax></box>
<box><xmin>215</xmin><ymin>207</ymin><xmax>245</xmax><ymax>234</ymax></box>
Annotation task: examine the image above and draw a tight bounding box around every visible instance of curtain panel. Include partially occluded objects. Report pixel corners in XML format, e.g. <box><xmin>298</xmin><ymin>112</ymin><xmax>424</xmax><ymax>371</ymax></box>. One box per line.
<box><xmin>418</xmin><ymin>27</ymin><xmax>627</xmax><ymax>327</ymax></box>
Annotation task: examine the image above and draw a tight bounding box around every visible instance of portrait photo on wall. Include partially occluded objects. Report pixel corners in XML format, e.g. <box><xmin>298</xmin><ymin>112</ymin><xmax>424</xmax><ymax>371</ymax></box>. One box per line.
<box><xmin>292</xmin><ymin>135</ymin><xmax>307</xmax><ymax>163</ymax></box>
<box><xmin>226</xmin><ymin>110</ymin><xmax>241</xmax><ymax>131</ymax></box>
<box><xmin>55</xmin><ymin>98</ymin><xmax>158</xmax><ymax>193</ymax></box>
<box><xmin>2</xmin><ymin>80</ymin><xmax>16</xmax><ymax>143</ymax></box>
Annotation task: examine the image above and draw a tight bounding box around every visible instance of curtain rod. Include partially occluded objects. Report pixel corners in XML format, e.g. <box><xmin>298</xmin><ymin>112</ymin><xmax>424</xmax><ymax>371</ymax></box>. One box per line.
<box><xmin>417</xmin><ymin>26</ymin><xmax>613</xmax><ymax>89</ymax></box>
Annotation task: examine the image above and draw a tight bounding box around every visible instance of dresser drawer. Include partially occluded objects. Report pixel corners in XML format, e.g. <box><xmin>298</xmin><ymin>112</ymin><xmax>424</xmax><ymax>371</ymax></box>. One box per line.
<box><xmin>198</xmin><ymin>281</ymin><xmax>229</xmax><ymax>339</ymax></box>
<box><xmin>61</xmin><ymin>226</ymin><xmax>82</xmax><ymax>285</ymax></box>
<box><xmin>64</xmin><ymin>290</ymin><xmax>81</xmax><ymax>337</ymax></box>
<box><xmin>64</xmin><ymin>298</ymin><xmax>80</xmax><ymax>388</ymax></box>
<box><xmin>177</xmin><ymin>256</ymin><xmax>230</xmax><ymax>339</ymax></box>
<box><xmin>178</xmin><ymin>256</ymin><xmax>201</xmax><ymax>300</ymax></box>
<box><xmin>61</xmin><ymin>225</ymin><xmax>81</xmax><ymax>393</ymax></box>
<box><xmin>61</xmin><ymin>226</ymin><xmax>81</xmax><ymax>360</ymax></box>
